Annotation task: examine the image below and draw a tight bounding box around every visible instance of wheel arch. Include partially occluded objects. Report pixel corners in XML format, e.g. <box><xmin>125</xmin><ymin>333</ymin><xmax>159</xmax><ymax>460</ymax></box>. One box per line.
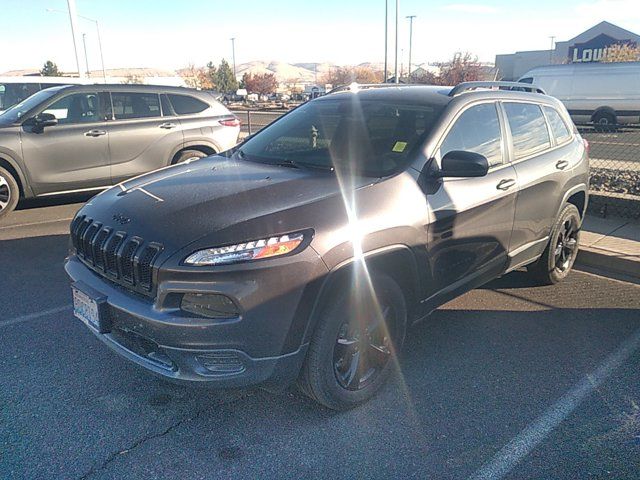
<box><xmin>0</xmin><ymin>154</ymin><xmax>29</xmax><ymax>198</ymax></box>
<box><xmin>300</xmin><ymin>245</ymin><xmax>421</xmax><ymax>347</ymax></box>
<box><xmin>559</xmin><ymin>184</ymin><xmax>588</xmax><ymax>222</ymax></box>
<box><xmin>169</xmin><ymin>141</ymin><xmax>219</xmax><ymax>165</ymax></box>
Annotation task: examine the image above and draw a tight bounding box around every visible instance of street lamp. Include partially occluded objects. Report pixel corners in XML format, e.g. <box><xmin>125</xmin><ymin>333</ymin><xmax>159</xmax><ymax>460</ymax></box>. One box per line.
<box><xmin>231</xmin><ymin>37</ymin><xmax>237</xmax><ymax>78</ymax></box>
<box><xmin>406</xmin><ymin>15</ymin><xmax>416</xmax><ymax>81</ymax></box>
<box><xmin>47</xmin><ymin>7</ymin><xmax>107</xmax><ymax>82</ymax></box>
<box><xmin>394</xmin><ymin>0</ymin><xmax>399</xmax><ymax>84</ymax></box>
<box><xmin>384</xmin><ymin>0</ymin><xmax>388</xmax><ymax>82</ymax></box>
<box><xmin>82</xmin><ymin>33</ymin><xmax>90</xmax><ymax>77</ymax></box>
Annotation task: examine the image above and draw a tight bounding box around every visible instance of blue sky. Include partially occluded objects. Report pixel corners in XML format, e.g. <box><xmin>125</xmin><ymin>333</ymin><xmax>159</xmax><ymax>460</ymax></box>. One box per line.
<box><xmin>2</xmin><ymin>0</ymin><xmax>639</xmax><ymax>73</ymax></box>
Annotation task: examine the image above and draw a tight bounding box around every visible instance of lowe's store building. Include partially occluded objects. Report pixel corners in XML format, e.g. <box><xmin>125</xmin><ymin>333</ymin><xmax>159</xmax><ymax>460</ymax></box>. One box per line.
<box><xmin>495</xmin><ymin>21</ymin><xmax>640</xmax><ymax>81</ymax></box>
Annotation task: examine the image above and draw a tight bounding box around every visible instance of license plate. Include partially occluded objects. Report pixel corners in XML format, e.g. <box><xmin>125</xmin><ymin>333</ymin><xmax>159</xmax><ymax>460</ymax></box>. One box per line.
<box><xmin>73</xmin><ymin>286</ymin><xmax>101</xmax><ymax>330</ymax></box>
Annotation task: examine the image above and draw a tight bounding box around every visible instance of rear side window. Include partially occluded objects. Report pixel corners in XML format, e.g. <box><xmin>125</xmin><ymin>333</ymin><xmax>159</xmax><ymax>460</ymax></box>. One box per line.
<box><xmin>168</xmin><ymin>94</ymin><xmax>208</xmax><ymax>115</ymax></box>
<box><xmin>111</xmin><ymin>92</ymin><xmax>161</xmax><ymax>120</ymax></box>
<box><xmin>440</xmin><ymin>103</ymin><xmax>503</xmax><ymax>167</ymax></box>
<box><xmin>503</xmin><ymin>103</ymin><xmax>551</xmax><ymax>159</ymax></box>
<box><xmin>543</xmin><ymin>106</ymin><xmax>572</xmax><ymax>144</ymax></box>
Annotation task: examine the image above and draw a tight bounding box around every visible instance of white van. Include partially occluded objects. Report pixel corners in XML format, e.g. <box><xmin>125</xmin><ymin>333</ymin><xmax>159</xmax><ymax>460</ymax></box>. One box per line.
<box><xmin>0</xmin><ymin>76</ymin><xmax>88</xmax><ymax>113</ymax></box>
<box><xmin>518</xmin><ymin>62</ymin><xmax>640</xmax><ymax>126</ymax></box>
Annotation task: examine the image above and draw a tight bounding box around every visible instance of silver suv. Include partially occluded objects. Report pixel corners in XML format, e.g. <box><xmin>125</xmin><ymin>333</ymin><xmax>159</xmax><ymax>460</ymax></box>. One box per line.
<box><xmin>0</xmin><ymin>84</ymin><xmax>239</xmax><ymax>218</ymax></box>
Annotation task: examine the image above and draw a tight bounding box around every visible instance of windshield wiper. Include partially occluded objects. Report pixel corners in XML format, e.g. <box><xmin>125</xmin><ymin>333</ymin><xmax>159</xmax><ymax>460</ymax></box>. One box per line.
<box><xmin>276</xmin><ymin>159</ymin><xmax>335</xmax><ymax>172</ymax></box>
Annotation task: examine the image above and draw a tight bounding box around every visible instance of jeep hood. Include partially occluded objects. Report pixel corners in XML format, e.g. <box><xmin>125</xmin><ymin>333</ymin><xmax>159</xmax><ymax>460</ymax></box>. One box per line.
<box><xmin>78</xmin><ymin>156</ymin><xmax>372</xmax><ymax>251</ymax></box>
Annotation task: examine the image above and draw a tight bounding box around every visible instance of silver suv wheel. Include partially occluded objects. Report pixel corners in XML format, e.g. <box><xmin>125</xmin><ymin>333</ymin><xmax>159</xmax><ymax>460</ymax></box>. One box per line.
<box><xmin>0</xmin><ymin>167</ymin><xmax>19</xmax><ymax>218</ymax></box>
<box><xmin>0</xmin><ymin>174</ymin><xmax>11</xmax><ymax>212</ymax></box>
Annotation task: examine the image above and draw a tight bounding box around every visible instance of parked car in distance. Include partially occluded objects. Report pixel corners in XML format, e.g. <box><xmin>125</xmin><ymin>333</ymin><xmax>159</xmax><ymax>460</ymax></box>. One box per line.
<box><xmin>0</xmin><ymin>84</ymin><xmax>240</xmax><ymax>218</ymax></box>
<box><xmin>0</xmin><ymin>76</ymin><xmax>90</xmax><ymax>113</ymax></box>
<box><xmin>65</xmin><ymin>81</ymin><xmax>589</xmax><ymax>410</ymax></box>
<box><xmin>518</xmin><ymin>61</ymin><xmax>640</xmax><ymax>127</ymax></box>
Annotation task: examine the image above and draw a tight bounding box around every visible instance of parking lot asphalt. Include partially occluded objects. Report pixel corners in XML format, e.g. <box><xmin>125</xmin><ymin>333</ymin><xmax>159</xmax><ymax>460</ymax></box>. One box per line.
<box><xmin>1</xmin><ymin>203</ymin><xmax>639</xmax><ymax>480</ymax></box>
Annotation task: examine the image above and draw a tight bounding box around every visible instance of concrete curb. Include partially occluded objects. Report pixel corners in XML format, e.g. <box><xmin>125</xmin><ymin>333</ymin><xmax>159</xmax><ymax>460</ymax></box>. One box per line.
<box><xmin>576</xmin><ymin>246</ymin><xmax>640</xmax><ymax>280</ymax></box>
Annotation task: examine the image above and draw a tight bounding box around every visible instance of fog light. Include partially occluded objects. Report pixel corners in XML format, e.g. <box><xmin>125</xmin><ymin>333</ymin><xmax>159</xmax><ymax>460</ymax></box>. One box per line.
<box><xmin>181</xmin><ymin>293</ymin><xmax>239</xmax><ymax>319</ymax></box>
<box><xmin>197</xmin><ymin>352</ymin><xmax>245</xmax><ymax>374</ymax></box>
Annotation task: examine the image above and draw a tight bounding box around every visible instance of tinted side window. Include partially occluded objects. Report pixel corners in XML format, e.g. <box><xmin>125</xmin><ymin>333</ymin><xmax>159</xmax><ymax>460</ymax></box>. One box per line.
<box><xmin>168</xmin><ymin>94</ymin><xmax>208</xmax><ymax>115</ymax></box>
<box><xmin>440</xmin><ymin>103</ymin><xmax>503</xmax><ymax>167</ymax></box>
<box><xmin>42</xmin><ymin>93</ymin><xmax>101</xmax><ymax>125</ymax></box>
<box><xmin>111</xmin><ymin>92</ymin><xmax>161</xmax><ymax>120</ymax></box>
<box><xmin>504</xmin><ymin>103</ymin><xmax>551</xmax><ymax>159</ymax></box>
<box><xmin>543</xmin><ymin>106</ymin><xmax>572</xmax><ymax>144</ymax></box>
<box><xmin>0</xmin><ymin>83</ymin><xmax>39</xmax><ymax>110</ymax></box>
<box><xmin>519</xmin><ymin>77</ymin><xmax>533</xmax><ymax>84</ymax></box>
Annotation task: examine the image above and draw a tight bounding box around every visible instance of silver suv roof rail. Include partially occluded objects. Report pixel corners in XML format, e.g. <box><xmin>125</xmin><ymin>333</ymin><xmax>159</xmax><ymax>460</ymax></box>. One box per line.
<box><xmin>448</xmin><ymin>81</ymin><xmax>546</xmax><ymax>96</ymax></box>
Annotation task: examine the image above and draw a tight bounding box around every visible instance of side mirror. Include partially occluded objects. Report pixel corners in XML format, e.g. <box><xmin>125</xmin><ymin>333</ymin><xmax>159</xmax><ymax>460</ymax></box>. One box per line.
<box><xmin>30</xmin><ymin>112</ymin><xmax>58</xmax><ymax>132</ymax></box>
<box><xmin>436</xmin><ymin>150</ymin><xmax>489</xmax><ymax>178</ymax></box>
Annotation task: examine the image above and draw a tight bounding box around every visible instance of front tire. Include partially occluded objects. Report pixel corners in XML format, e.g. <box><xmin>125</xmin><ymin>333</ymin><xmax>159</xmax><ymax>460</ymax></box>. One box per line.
<box><xmin>0</xmin><ymin>167</ymin><xmax>19</xmax><ymax>220</ymax></box>
<box><xmin>298</xmin><ymin>272</ymin><xmax>407</xmax><ymax>410</ymax></box>
<box><xmin>527</xmin><ymin>204</ymin><xmax>581</xmax><ymax>285</ymax></box>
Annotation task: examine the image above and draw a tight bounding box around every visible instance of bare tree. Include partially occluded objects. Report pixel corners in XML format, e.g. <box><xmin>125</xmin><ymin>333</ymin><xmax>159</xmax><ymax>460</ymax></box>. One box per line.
<box><xmin>601</xmin><ymin>43</ymin><xmax>640</xmax><ymax>62</ymax></box>
<box><xmin>242</xmin><ymin>72</ymin><xmax>278</xmax><ymax>95</ymax></box>
<box><xmin>321</xmin><ymin>66</ymin><xmax>383</xmax><ymax>86</ymax></box>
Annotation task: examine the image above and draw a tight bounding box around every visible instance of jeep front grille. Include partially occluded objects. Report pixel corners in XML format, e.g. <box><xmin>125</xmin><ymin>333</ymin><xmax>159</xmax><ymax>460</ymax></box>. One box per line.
<box><xmin>71</xmin><ymin>215</ymin><xmax>164</xmax><ymax>295</ymax></box>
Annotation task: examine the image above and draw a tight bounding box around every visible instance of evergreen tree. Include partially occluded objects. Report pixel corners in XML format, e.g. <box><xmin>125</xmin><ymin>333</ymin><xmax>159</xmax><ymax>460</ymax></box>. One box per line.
<box><xmin>213</xmin><ymin>59</ymin><xmax>238</xmax><ymax>94</ymax></box>
<box><xmin>40</xmin><ymin>60</ymin><xmax>61</xmax><ymax>77</ymax></box>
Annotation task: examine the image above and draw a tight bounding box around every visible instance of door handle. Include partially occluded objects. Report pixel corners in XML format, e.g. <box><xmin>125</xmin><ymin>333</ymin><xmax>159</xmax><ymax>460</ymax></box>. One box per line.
<box><xmin>496</xmin><ymin>179</ymin><xmax>516</xmax><ymax>191</ymax></box>
<box><xmin>84</xmin><ymin>129</ymin><xmax>106</xmax><ymax>137</ymax></box>
<box><xmin>556</xmin><ymin>160</ymin><xmax>569</xmax><ymax>170</ymax></box>
<box><xmin>159</xmin><ymin>122</ymin><xmax>177</xmax><ymax>129</ymax></box>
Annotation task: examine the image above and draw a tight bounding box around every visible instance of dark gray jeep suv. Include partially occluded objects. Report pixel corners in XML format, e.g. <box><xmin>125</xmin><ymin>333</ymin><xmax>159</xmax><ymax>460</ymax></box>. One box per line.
<box><xmin>65</xmin><ymin>82</ymin><xmax>589</xmax><ymax>410</ymax></box>
<box><xmin>0</xmin><ymin>84</ymin><xmax>239</xmax><ymax>218</ymax></box>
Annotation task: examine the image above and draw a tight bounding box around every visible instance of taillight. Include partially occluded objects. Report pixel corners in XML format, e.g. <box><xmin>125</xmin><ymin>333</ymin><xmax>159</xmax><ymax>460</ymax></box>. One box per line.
<box><xmin>219</xmin><ymin>118</ymin><xmax>241</xmax><ymax>127</ymax></box>
<box><xmin>583</xmin><ymin>138</ymin><xmax>590</xmax><ymax>155</ymax></box>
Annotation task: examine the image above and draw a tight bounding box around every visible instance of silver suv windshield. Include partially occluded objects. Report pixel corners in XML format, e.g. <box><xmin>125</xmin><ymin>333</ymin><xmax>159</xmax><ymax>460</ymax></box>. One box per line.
<box><xmin>237</xmin><ymin>96</ymin><xmax>444</xmax><ymax>177</ymax></box>
<box><xmin>0</xmin><ymin>87</ymin><xmax>63</xmax><ymax>124</ymax></box>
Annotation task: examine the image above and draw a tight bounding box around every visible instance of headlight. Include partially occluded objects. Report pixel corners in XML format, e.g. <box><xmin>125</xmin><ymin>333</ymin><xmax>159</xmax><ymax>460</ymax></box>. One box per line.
<box><xmin>183</xmin><ymin>232</ymin><xmax>307</xmax><ymax>266</ymax></box>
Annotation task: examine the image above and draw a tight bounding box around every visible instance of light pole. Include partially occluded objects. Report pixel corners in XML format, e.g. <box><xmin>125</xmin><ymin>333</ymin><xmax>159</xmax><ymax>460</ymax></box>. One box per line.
<box><xmin>231</xmin><ymin>37</ymin><xmax>237</xmax><ymax>78</ymax></box>
<box><xmin>47</xmin><ymin>8</ymin><xmax>107</xmax><ymax>82</ymax></box>
<box><xmin>82</xmin><ymin>33</ymin><xmax>90</xmax><ymax>77</ymax></box>
<box><xmin>406</xmin><ymin>15</ymin><xmax>416</xmax><ymax>81</ymax></box>
<box><xmin>384</xmin><ymin>0</ymin><xmax>388</xmax><ymax>82</ymax></box>
<box><xmin>394</xmin><ymin>0</ymin><xmax>399</xmax><ymax>83</ymax></box>
<box><xmin>66</xmin><ymin>0</ymin><xmax>85</xmax><ymax>78</ymax></box>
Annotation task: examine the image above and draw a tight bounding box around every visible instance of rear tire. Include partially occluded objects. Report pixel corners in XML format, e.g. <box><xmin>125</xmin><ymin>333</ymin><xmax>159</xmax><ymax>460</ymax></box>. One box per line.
<box><xmin>298</xmin><ymin>272</ymin><xmax>407</xmax><ymax>410</ymax></box>
<box><xmin>0</xmin><ymin>167</ymin><xmax>19</xmax><ymax>220</ymax></box>
<box><xmin>527</xmin><ymin>204</ymin><xmax>581</xmax><ymax>285</ymax></box>
<box><xmin>593</xmin><ymin>111</ymin><xmax>616</xmax><ymax>132</ymax></box>
<box><xmin>172</xmin><ymin>149</ymin><xmax>207</xmax><ymax>165</ymax></box>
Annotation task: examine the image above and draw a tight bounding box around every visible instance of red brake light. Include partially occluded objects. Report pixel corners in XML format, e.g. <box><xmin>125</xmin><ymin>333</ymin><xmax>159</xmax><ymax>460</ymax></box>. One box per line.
<box><xmin>583</xmin><ymin>138</ymin><xmax>590</xmax><ymax>155</ymax></box>
<box><xmin>219</xmin><ymin>118</ymin><xmax>241</xmax><ymax>127</ymax></box>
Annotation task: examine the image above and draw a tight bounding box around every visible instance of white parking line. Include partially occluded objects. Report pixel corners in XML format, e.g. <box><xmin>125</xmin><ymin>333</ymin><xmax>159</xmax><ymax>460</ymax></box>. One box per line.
<box><xmin>469</xmin><ymin>326</ymin><xmax>640</xmax><ymax>480</ymax></box>
<box><xmin>0</xmin><ymin>218</ymin><xmax>74</xmax><ymax>231</ymax></box>
<box><xmin>0</xmin><ymin>305</ymin><xmax>71</xmax><ymax>328</ymax></box>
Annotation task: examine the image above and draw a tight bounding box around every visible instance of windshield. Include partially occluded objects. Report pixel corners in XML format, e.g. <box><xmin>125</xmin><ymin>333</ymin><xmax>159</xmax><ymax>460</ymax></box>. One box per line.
<box><xmin>0</xmin><ymin>88</ymin><xmax>61</xmax><ymax>124</ymax></box>
<box><xmin>237</xmin><ymin>96</ymin><xmax>444</xmax><ymax>177</ymax></box>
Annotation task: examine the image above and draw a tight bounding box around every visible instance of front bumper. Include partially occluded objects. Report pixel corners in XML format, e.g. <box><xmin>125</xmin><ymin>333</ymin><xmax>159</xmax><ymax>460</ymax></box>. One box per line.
<box><xmin>65</xmin><ymin>251</ymin><xmax>327</xmax><ymax>388</ymax></box>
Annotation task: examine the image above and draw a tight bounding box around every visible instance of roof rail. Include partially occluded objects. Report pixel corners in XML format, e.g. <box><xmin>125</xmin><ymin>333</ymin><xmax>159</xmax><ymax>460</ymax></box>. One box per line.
<box><xmin>448</xmin><ymin>81</ymin><xmax>546</xmax><ymax>96</ymax></box>
<box><xmin>328</xmin><ymin>82</ymin><xmax>416</xmax><ymax>94</ymax></box>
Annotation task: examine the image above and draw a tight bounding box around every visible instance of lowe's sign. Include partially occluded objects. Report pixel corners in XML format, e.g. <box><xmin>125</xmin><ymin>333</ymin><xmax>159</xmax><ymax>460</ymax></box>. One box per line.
<box><xmin>569</xmin><ymin>33</ymin><xmax>636</xmax><ymax>63</ymax></box>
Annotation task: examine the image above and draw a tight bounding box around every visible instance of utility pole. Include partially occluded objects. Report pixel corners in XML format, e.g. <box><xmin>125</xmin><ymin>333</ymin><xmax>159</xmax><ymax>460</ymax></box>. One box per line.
<box><xmin>394</xmin><ymin>0</ymin><xmax>399</xmax><ymax>83</ymax></box>
<box><xmin>406</xmin><ymin>15</ymin><xmax>416</xmax><ymax>81</ymax></box>
<box><xmin>82</xmin><ymin>33</ymin><xmax>90</xmax><ymax>77</ymax></box>
<box><xmin>549</xmin><ymin>36</ymin><xmax>556</xmax><ymax>63</ymax></box>
<box><xmin>66</xmin><ymin>0</ymin><xmax>85</xmax><ymax>78</ymax></box>
<box><xmin>47</xmin><ymin>8</ymin><xmax>106</xmax><ymax>81</ymax></box>
<box><xmin>384</xmin><ymin>0</ymin><xmax>388</xmax><ymax>82</ymax></box>
<box><xmin>231</xmin><ymin>37</ymin><xmax>237</xmax><ymax>78</ymax></box>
